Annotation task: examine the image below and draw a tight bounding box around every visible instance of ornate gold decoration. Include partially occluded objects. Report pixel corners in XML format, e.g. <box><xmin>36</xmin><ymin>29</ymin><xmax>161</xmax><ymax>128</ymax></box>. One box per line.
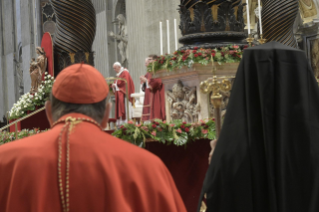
<box><xmin>166</xmin><ymin>80</ymin><xmax>200</xmax><ymax>123</ymax></box>
<box><xmin>200</xmin><ymin>66</ymin><xmax>232</xmax><ymax>138</ymax></box>
<box><xmin>246</xmin><ymin>34</ymin><xmax>254</xmax><ymax>46</ymax></box>
<box><xmin>258</xmin><ymin>34</ymin><xmax>267</xmax><ymax>44</ymax></box>
<box><xmin>30</xmin><ymin>47</ymin><xmax>47</xmax><ymax>93</ymax></box>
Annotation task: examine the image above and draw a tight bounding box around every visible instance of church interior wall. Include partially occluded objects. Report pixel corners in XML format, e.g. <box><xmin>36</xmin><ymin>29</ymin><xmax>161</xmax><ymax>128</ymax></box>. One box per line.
<box><xmin>126</xmin><ymin>0</ymin><xmax>181</xmax><ymax>92</ymax></box>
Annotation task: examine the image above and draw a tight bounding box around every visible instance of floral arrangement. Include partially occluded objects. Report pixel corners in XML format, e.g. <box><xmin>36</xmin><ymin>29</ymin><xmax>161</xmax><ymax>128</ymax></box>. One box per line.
<box><xmin>0</xmin><ymin>128</ymin><xmax>48</xmax><ymax>145</ymax></box>
<box><xmin>112</xmin><ymin>119</ymin><xmax>216</xmax><ymax>147</ymax></box>
<box><xmin>147</xmin><ymin>45</ymin><xmax>248</xmax><ymax>73</ymax></box>
<box><xmin>9</xmin><ymin>72</ymin><xmax>54</xmax><ymax>120</ymax></box>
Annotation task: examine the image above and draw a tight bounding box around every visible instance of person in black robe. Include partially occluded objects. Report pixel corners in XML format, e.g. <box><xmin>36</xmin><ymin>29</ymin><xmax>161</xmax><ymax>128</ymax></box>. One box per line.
<box><xmin>198</xmin><ymin>41</ymin><xmax>319</xmax><ymax>212</ymax></box>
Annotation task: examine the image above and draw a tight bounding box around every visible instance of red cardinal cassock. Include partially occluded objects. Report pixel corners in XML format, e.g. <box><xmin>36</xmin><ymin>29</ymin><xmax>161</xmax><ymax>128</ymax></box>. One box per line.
<box><xmin>0</xmin><ymin>64</ymin><xmax>187</xmax><ymax>212</ymax></box>
<box><xmin>142</xmin><ymin>73</ymin><xmax>166</xmax><ymax>121</ymax></box>
<box><xmin>114</xmin><ymin>68</ymin><xmax>135</xmax><ymax>120</ymax></box>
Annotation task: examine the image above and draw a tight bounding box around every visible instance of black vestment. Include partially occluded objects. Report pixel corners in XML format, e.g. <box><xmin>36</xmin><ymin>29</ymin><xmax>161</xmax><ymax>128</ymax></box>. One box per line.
<box><xmin>198</xmin><ymin>42</ymin><xmax>319</xmax><ymax>212</ymax></box>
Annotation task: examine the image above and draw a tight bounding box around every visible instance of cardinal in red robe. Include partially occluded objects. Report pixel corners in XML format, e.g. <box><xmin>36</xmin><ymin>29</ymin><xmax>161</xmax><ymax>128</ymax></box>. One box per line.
<box><xmin>0</xmin><ymin>63</ymin><xmax>187</xmax><ymax>212</ymax></box>
<box><xmin>140</xmin><ymin>55</ymin><xmax>166</xmax><ymax>121</ymax></box>
<box><xmin>112</xmin><ymin>62</ymin><xmax>135</xmax><ymax>125</ymax></box>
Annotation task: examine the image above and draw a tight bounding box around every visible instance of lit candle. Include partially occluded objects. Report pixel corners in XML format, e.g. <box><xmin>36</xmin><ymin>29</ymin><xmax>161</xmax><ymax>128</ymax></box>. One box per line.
<box><xmin>167</xmin><ymin>20</ymin><xmax>170</xmax><ymax>54</ymax></box>
<box><xmin>258</xmin><ymin>0</ymin><xmax>262</xmax><ymax>35</ymax></box>
<box><xmin>174</xmin><ymin>19</ymin><xmax>178</xmax><ymax>50</ymax></box>
<box><xmin>246</xmin><ymin>0</ymin><xmax>250</xmax><ymax>34</ymax></box>
<box><xmin>160</xmin><ymin>22</ymin><xmax>163</xmax><ymax>55</ymax></box>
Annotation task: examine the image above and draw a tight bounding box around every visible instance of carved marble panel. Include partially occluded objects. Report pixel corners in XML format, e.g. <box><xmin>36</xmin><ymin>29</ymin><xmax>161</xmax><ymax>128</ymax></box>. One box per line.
<box><xmin>166</xmin><ymin>80</ymin><xmax>200</xmax><ymax>123</ymax></box>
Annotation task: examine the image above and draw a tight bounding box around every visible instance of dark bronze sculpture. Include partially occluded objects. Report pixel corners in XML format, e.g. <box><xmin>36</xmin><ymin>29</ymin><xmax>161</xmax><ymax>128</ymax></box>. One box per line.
<box><xmin>50</xmin><ymin>0</ymin><xmax>96</xmax><ymax>75</ymax></box>
<box><xmin>260</xmin><ymin>0</ymin><xmax>299</xmax><ymax>48</ymax></box>
<box><xmin>179</xmin><ymin>0</ymin><xmax>247</xmax><ymax>49</ymax></box>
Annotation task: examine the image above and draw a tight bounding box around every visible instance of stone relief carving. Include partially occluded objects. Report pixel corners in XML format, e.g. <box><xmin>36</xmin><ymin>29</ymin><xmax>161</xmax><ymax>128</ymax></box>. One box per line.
<box><xmin>209</xmin><ymin>90</ymin><xmax>230</xmax><ymax>119</ymax></box>
<box><xmin>166</xmin><ymin>80</ymin><xmax>200</xmax><ymax>123</ymax></box>
<box><xmin>110</xmin><ymin>14</ymin><xmax>128</xmax><ymax>65</ymax></box>
<box><xmin>30</xmin><ymin>47</ymin><xmax>47</xmax><ymax>93</ymax></box>
<box><xmin>299</xmin><ymin>0</ymin><xmax>318</xmax><ymax>22</ymax></box>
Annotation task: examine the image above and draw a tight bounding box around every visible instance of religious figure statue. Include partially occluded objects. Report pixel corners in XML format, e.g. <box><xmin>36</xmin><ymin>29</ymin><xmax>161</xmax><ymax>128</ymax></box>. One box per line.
<box><xmin>109</xmin><ymin>14</ymin><xmax>128</xmax><ymax>65</ymax></box>
<box><xmin>29</xmin><ymin>47</ymin><xmax>47</xmax><ymax>93</ymax></box>
<box><xmin>166</xmin><ymin>80</ymin><xmax>200</xmax><ymax>123</ymax></box>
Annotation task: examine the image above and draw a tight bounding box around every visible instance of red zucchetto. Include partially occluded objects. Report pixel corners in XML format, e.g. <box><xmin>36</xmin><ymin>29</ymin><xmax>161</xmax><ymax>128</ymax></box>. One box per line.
<box><xmin>52</xmin><ymin>63</ymin><xmax>109</xmax><ymax>104</ymax></box>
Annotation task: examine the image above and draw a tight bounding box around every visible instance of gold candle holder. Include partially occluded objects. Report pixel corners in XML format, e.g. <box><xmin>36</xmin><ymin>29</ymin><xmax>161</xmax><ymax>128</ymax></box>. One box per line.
<box><xmin>200</xmin><ymin>65</ymin><xmax>232</xmax><ymax>138</ymax></box>
<box><xmin>246</xmin><ymin>34</ymin><xmax>254</xmax><ymax>47</ymax></box>
<box><xmin>258</xmin><ymin>34</ymin><xmax>267</xmax><ymax>44</ymax></box>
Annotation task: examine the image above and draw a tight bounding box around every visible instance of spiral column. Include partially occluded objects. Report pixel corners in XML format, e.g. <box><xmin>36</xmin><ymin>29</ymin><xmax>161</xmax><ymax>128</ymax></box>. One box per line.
<box><xmin>50</xmin><ymin>0</ymin><xmax>97</xmax><ymax>75</ymax></box>
<box><xmin>260</xmin><ymin>0</ymin><xmax>299</xmax><ymax>48</ymax></box>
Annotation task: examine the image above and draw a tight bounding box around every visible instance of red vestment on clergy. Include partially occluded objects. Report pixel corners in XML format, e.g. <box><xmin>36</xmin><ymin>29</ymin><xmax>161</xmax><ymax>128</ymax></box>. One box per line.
<box><xmin>115</xmin><ymin>70</ymin><xmax>135</xmax><ymax>120</ymax></box>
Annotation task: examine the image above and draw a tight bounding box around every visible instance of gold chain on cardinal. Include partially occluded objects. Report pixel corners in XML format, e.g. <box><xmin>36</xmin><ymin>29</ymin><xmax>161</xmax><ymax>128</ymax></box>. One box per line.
<box><xmin>52</xmin><ymin>117</ymin><xmax>101</xmax><ymax>212</ymax></box>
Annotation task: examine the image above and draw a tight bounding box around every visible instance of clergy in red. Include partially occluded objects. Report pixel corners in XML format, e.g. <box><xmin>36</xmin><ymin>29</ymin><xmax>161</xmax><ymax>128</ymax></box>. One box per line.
<box><xmin>112</xmin><ymin>62</ymin><xmax>135</xmax><ymax>123</ymax></box>
<box><xmin>140</xmin><ymin>55</ymin><xmax>166</xmax><ymax>121</ymax></box>
<box><xmin>0</xmin><ymin>64</ymin><xmax>186</xmax><ymax>212</ymax></box>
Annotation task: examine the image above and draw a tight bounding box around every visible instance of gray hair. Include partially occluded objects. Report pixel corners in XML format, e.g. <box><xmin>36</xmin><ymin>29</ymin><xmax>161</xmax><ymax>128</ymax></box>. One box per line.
<box><xmin>50</xmin><ymin>93</ymin><xmax>107</xmax><ymax>123</ymax></box>
<box><xmin>113</xmin><ymin>62</ymin><xmax>121</xmax><ymax>67</ymax></box>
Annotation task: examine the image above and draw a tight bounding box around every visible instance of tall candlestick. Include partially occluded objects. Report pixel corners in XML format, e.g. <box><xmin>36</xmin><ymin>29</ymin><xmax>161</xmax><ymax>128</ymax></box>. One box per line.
<box><xmin>167</xmin><ymin>20</ymin><xmax>170</xmax><ymax>54</ymax></box>
<box><xmin>258</xmin><ymin>0</ymin><xmax>262</xmax><ymax>35</ymax></box>
<box><xmin>246</xmin><ymin>0</ymin><xmax>250</xmax><ymax>34</ymax></box>
<box><xmin>160</xmin><ymin>22</ymin><xmax>163</xmax><ymax>55</ymax></box>
<box><xmin>174</xmin><ymin>19</ymin><xmax>178</xmax><ymax>50</ymax></box>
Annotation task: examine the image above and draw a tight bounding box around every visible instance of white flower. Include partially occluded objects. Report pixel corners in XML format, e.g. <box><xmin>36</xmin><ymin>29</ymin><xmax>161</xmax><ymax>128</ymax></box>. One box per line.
<box><xmin>39</xmin><ymin>96</ymin><xmax>42</xmax><ymax>100</ymax></box>
<box><xmin>30</xmin><ymin>95</ymin><xmax>33</xmax><ymax>98</ymax></box>
<box><xmin>35</xmin><ymin>93</ymin><xmax>38</xmax><ymax>96</ymax></box>
<box><xmin>51</xmin><ymin>76</ymin><xmax>54</xmax><ymax>80</ymax></box>
<box><xmin>35</xmin><ymin>97</ymin><xmax>38</xmax><ymax>100</ymax></box>
<box><xmin>22</xmin><ymin>111</ymin><xmax>24</xmax><ymax>114</ymax></box>
<box><xmin>45</xmin><ymin>72</ymin><xmax>48</xmax><ymax>75</ymax></box>
<box><xmin>24</xmin><ymin>106</ymin><xmax>27</xmax><ymax>108</ymax></box>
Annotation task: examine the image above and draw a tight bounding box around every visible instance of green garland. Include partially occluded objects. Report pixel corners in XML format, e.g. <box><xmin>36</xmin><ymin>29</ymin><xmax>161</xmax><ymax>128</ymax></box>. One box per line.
<box><xmin>147</xmin><ymin>45</ymin><xmax>248</xmax><ymax>73</ymax></box>
<box><xmin>112</xmin><ymin>119</ymin><xmax>216</xmax><ymax>147</ymax></box>
<box><xmin>0</xmin><ymin>128</ymin><xmax>48</xmax><ymax>145</ymax></box>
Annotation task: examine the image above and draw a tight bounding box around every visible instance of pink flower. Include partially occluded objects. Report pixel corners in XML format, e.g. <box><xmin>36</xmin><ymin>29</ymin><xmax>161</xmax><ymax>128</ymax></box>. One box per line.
<box><xmin>176</xmin><ymin>128</ymin><xmax>182</xmax><ymax>133</ymax></box>
<box><xmin>202</xmin><ymin>129</ymin><xmax>208</xmax><ymax>134</ymax></box>
<box><xmin>182</xmin><ymin>122</ymin><xmax>187</xmax><ymax>124</ymax></box>
<box><xmin>200</xmin><ymin>119</ymin><xmax>205</xmax><ymax>123</ymax></box>
<box><xmin>163</xmin><ymin>120</ymin><xmax>166</xmax><ymax>124</ymax></box>
<box><xmin>185</xmin><ymin>128</ymin><xmax>190</xmax><ymax>132</ymax></box>
<box><xmin>151</xmin><ymin>131</ymin><xmax>156</xmax><ymax>136</ymax></box>
<box><xmin>194</xmin><ymin>47</ymin><xmax>198</xmax><ymax>50</ymax></box>
<box><xmin>170</xmin><ymin>124</ymin><xmax>175</xmax><ymax>127</ymax></box>
<box><xmin>233</xmin><ymin>45</ymin><xmax>239</xmax><ymax>49</ymax></box>
<box><xmin>128</xmin><ymin>120</ymin><xmax>134</xmax><ymax>124</ymax></box>
<box><xmin>136</xmin><ymin>124</ymin><xmax>141</xmax><ymax>127</ymax></box>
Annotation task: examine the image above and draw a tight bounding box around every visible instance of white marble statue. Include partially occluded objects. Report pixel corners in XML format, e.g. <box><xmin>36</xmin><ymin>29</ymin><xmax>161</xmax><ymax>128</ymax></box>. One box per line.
<box><xmin>110</xmin><ymin>14</ymin><xmax>128</xmax><ymax>65</ymax></box>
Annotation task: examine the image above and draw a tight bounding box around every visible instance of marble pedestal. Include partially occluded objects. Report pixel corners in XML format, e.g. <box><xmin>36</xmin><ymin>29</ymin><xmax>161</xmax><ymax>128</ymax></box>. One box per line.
<box><xmin>153</xmin><ymin>63</ymin><xmax>239</xmax><ymax>122</ymax></box>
